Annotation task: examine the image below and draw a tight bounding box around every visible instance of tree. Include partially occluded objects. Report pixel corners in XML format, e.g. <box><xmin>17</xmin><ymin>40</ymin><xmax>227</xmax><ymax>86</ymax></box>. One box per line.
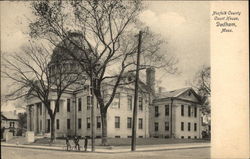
<box><xmin>17</xmin><ymin>112</ymin><xmax>27</xmax><ymax>136</ymax></box>
<box><xmin>190</xmin><ymin>65</ymin><xmax>211</xmax><ymax>114</ymax></box>
<box><xmin>2</xmin><ymin>42</ymin><xmax>84</xmax><ymax>142</ymax></box>
<box><xmin>29</xmin><ymin>0</ymin><xmax>178</xmax><ymax>145</ymax></box>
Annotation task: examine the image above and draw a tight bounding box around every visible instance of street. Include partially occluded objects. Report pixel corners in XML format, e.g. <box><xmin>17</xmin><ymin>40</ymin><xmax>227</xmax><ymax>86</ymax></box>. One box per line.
<box><xmin>1</xmin><ymin>146</ymin><xmax>210</xmax><ymax>159</ymax></box>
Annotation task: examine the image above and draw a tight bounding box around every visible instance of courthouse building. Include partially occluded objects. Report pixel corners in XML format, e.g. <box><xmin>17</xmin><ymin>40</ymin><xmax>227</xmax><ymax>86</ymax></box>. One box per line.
<box><xmin>26</xmin><ymin>33</ymin><xmax>151</xmax><ymax>138</ymax></box>
<box><xmin>26</xmin><ymin>71</ymin><xmax>152</xmax><ymax>138</ymax></box>
<box><xmin>26</xmin><ymin>32</ymin><xmax>203</xmax><ymax>139</ymax></box>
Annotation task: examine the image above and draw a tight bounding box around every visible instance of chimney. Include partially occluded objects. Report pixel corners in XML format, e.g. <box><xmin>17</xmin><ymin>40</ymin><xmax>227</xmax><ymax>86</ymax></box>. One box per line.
<box><xmin>146</xmin><ymin>67</ymin><xmax>155</xmax><ymax>95</ymax></box>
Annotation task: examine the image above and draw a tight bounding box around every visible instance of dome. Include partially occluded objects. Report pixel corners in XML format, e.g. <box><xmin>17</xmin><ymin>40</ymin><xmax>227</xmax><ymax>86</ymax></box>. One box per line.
<box><xmin>50</xmin><ymin>32</ymin><xmax>90</xmax><ymax>64</ymax></box>
<box><xmin>48</xmin><ymin>31</ymin><xmax>101</xmax><ymax>78</ymax></box>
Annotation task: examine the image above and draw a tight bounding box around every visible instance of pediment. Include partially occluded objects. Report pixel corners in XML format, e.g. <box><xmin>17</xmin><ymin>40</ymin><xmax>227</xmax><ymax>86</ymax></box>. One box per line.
<box><xmin>177</xmin><ymin>89</ymin><xmax>200</xmax><ymax>103</ymax></box>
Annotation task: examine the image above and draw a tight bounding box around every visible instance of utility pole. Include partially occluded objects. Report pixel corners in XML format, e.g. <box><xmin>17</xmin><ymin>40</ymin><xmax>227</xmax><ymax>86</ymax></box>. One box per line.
<box><xmin>90</xmin><ymin>66</ymin><xmax>95</xmax><ymax>152</ymax></box>
<box><xmin>131</xmin><ymin>31</ymin><xmax>142</xmax><ymax>151</ymax></box>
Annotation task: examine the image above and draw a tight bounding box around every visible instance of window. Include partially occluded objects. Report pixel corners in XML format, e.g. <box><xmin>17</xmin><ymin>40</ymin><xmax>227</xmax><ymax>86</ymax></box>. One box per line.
<box><xmin>188</xmin><ymin>136</ymin><xmax>191</xmax><ymax>139</ymax></box>
<box><xmin>165</xmin><ymin>105</ymin><xmax>169</xmax><ymax>116</ymax></box>
<box><xmin>56</xmin><ymin>119</ymin><xmax>59</xmax><ymax>130</ymax></box>
<box><xmin>181</xmin><ymin>105</ymin><xmax>184</xmax><ymax>116</ymax></box>
<box><xmin>67</xmin><ymin>99</ymin><xmax>70</xmax><ymax>112</ymax></box>
<box><xmin>67</xmin><ymin>119</ymin><xmax>70</xmax><ymax>130</ymax></box>
<box><xmin>116</xmin><ymin>93</ymin><xmax>120</xmax><ymax>108</ymax></box>
<box><xmin>181</xmin><ymin>122</ymin><xmax>184</xmax><ymax>131</ymax></box>
<box><xmin>115</xmin><ymin>136</ymin><xmax>120</xmax><ymax>138</ymax></box>
<box><xmin>188</xmin><ymin>122</ymin><xmax>191</xmax><ymax>131</ymax></box>
<box><xmin>115</xmin><ymin>116</ymin><xmax>120</xmax><ymax>128</ymax></box>
<box><xmin>47</xmin><ymin>119</ymin><xmax>50</xmax><ymax>132</ymax></box>
<box><xmin>139</xmin><ymin>97</ymin><xmax>143</xmax><ymax>111</ymax></box>
<box><xmin>194</xmin><ymin>107</ymin><xmax>197</xmax><ymax>117</ymax></box>
<box><xmin>9</xmin><ymin>122</ymin><xmax>15</xmax><ymax>127</ymax></box>
<box><xmin>194</xmin><ymin>123</ymin><xmax>197</xmax><ymax>131</ymax></box>
<box><xmin>181</xmin><ymin>136</ymin><xmax>184</xmax><ymax>139</ymax></box>
<box><xmin>40</xmin><ymin>104</ymin><xmax>43</xmax><ymax>115</ymax></box>
<box><xmin>194</xmin><ymin>136</ymin><xmax>197</xmax><ymax>139</ymax></box>
<box><xmin>154</xmin><ymin>122</ymin><xmax>159</xmax><ymax>131</ymax></box>
<box><xmin>165</xmin><ymin>122</ymin><xmax>169</xmax><ymax>131</ymax></box>
<box><xmin>38</xmin><ymin>103</ymin><xmax>42</xmax><ymax>115</ymax></box>
<box><xmin>139</xmin><ymin>136</ymin><xmax>143</xmax><ymax>138</ymax></box>
<box><xmin>40</xmin><ymin>120</ymin><xmax>42</xmax><ymax>131</ymax></box>
<box><xmin>78</xmin><ymin>118</ymin><xmax>82</xmax><ymax>129</ymax></box>
<box><xmin>188</xmin><ymin>106</ymin><xmax>191</xmax><ymax>117</ymax></box>
<box><xmin>138</xmin><ymin>118</ymin><xmax>143</xmax><ymax>129</ymax></box>
<box><xmin>127</xmin><ymin>117</ymin><xmax>132</xmax><ymax>128</ymax></box>
<box><xmin>127</xmin><ymin>95</ymin><xmax>132</xmax><ymax>110</ymax></box>
<box><xmin>112</xmin><ymin>93</ymin><xmax>120</xmax><ymax>108</ymax></box>
<box><xmin>87</xmin><ymin>96</ymin><xmax>91</xmax><ymax>110</ymax></box>
<box><xmin>127</xmin><ymin>136</ymin><xmax>132</xmax><ymax>138</ymax></box>
<box><xmin>155</xmin><ymin>106</ymin><xmax>159</xmax><ymax>117</ymax></box>
<box><xmin>48</xmin><ymin>101</ymin><xmax>51</xmax><ymax>111</ymax></box>
<box><xmin>96</xmin><ymin>116</ymin><xmax>101</xmax><ymax>128</ymax></box>
<box><xmin>78</xmin><ymin>98</ymin><xmax>82</xmax><ymax>111</ymax></box>
<box><xmin>87</xmin><ymin>117</ymin><xmax>90</xmax><ymax>129</ymax></box>
<box><xmin>56</xmin><ymin>105</ymin><xmax>59</xmax><ymax>112</ymax></box>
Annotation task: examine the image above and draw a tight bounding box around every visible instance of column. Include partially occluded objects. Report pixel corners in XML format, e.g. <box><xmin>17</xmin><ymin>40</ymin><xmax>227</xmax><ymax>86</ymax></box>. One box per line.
<box><xmin>30</xmin><ymin>105</ymin><xmax>34</xmax><ymax>131</ymax></box>
<box><xmin>51</xmin><ymin>100</ymin><xmax>55</xmax><ymax>113</ymax></box>
<box><xmin>51</xmin><ymin>100</ymin><xmax>56</xmax><ymax>137</ymax></box>
<box><xmin>44</xmin><ymin>102</ymin><xmax>47</xmax><ymax>133</ymax></box>
<box><xmin>26</xmin><ymin>106</ymin><xmax>31</xmax><ymax>131</ymax></box>
<box><xmin>41</xmin><ymin>103</ymin><xmax>45</xmax><ymax>134</ymax></box>
<box><xmin>33</xmin><ymin>105</ymin><xmax>38</xmax><ymax>134</ymax></box>
<box><xmin>199</xmin><ymin>107</ymin><xmax>202</xmax><ymax>138</ymax></box>
<box><xmin>61</xmin><ymin>100</ymin><xmax>67</xmax><ymax>136</ymax></box>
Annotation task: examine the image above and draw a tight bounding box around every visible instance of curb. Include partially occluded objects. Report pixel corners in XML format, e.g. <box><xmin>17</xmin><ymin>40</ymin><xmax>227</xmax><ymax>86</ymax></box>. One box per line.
<box><xmin>1</xmin><ymin>144</ymin><xmax>210</xmax><ymax>154</ymax></box>
<box><xmin>1</xmin><ymin>144</ymin><xmax>66</xmax><ymax>152</ymax></box>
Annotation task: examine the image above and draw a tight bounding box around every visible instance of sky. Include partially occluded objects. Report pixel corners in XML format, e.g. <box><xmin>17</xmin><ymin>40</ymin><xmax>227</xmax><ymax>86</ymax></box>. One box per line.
<box><xmin>0</xmin><ymin>1</ymin><xmax>210</xmax><ymax>111</ymax></box>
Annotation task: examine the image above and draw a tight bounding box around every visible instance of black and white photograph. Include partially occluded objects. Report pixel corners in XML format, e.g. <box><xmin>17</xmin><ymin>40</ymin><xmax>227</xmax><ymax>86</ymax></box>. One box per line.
<box><xmin>0</xmin><ymin>1</ymin><xmax>248</xmax><ymax>159</ymax></box>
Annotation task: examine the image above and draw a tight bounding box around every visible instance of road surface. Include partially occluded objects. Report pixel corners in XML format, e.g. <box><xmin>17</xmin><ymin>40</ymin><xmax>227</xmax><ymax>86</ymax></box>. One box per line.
<box><xmin>1</xmin><ymin>146</ymin><xmax>210</xmax><ymax>159</ymax></box>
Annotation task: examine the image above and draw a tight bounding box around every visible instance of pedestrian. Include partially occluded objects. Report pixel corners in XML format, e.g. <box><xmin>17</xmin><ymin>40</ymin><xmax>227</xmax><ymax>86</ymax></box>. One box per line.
<box><xmin>65</xmin><ymin>136</ymin><xmax>71</xmax><ymax>151</ymax></box>
<box><xmin>84</xmin><ymin>137</ymin><xmax>88</xmax><ymax>152</ymax></box>
<box><xmin>74</xmin><ymin>136</ymin><xmax>80</xmax><ymax>151</ymax></box>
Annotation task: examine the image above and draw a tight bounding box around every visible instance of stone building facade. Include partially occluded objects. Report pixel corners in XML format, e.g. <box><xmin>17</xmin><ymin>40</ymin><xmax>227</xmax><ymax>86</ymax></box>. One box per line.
<box><xmin>26</xmin><ymin>76</ymin><xmax>151</xmax><ymax>138</ymax></box>
<box><xmin>149</xmin><ymin>87</ymin><xmax>202</xmax><ymax>139</ymax></box>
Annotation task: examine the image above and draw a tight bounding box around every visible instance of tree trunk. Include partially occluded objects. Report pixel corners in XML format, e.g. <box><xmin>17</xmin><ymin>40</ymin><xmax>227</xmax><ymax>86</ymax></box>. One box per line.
<box><xmin>50</xmin><ymin>116</ymin><xmax>55</xmax><ymax>143</ymax></box>
<box><xmin>100</xmin><ymin>110</ymin><xmax>108</xmax><ymax>145</ymax></box>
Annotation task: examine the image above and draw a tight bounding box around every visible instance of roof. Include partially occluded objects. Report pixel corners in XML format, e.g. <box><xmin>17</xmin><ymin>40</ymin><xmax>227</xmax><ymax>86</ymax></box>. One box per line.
<box><xmin>1</xmin><ymin>111</ymin><xmax>19</xmax><ymax>120</ymax></box>
<box><xmin>155</xmin><ymin>87</ymin><xmax>202</xmax><ymax>103</ymax></box>
<box><xmin>103</xmin><ymin>71</ymin><xmax>150</xmax><ymax>93</ymax></box>
<box><xmin>156</xmin><ymin>87</ymin><xmax>191</xmax><ymax>98</ymax></box>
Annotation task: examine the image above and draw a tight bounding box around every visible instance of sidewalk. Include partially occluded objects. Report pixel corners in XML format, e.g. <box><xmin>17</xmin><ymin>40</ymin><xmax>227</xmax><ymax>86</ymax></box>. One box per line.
<box><xmin>1</xmin><ymin>142</ymin><xmax>210</xmax><ymax>153</ymax></box>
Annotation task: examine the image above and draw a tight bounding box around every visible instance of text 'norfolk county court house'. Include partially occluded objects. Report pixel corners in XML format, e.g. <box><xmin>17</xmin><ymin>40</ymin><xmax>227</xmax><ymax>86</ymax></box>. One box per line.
<box><xmin>26</xmin><ymin>33</ymin><xmax>203</xmax><ymax>139</ymax></box>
